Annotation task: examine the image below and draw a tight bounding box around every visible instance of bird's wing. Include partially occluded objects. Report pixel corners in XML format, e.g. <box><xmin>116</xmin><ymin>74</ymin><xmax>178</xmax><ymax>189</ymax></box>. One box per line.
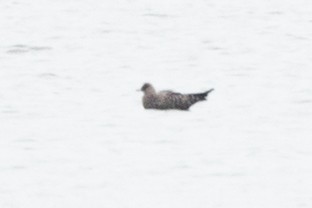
<box><xmin>159</xmin><ymin>90</ymin><xmax>182</xmax><ymax>96</ymax></box>
<box><xmin>158</xmin><ymin>90</ymin><xmax>190</xmax><ymax>109</ymax></box>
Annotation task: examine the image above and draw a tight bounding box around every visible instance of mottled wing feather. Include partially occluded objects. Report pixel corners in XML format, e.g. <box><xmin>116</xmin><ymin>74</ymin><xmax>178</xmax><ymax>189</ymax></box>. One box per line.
<box><xmin>158</xmin><ymin>91</ymin><xmax>193</xmax><ymax>110</ymax></box>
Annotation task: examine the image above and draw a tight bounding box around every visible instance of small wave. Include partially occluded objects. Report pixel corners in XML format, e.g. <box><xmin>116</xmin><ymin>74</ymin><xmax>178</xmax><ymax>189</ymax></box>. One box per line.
<box><xmin>37</xmin><ymin>73</ymin><xmax>58</xmax><ymax>79</ymax></box>
<box><xmin>1</xmin><ymin>109</ymin><xmax>19</xmax><ymax>114</ymax></box>
<box><xmin>267</xmin><ymin>11</ymin><xmax>284</xmax><ymax>15</ymax></box>
<box><xmin>286</xmin><ymin>34</ymin><xmax>310</xmax><ymax>41</ymax></box>
<box><xmin>30</xmin><ymin>46</ymin><xmax>52</xmax><ymax>51</ymax></box>
<box><xmin>293</xmin><ymin>99</ymin><xmax>312</xmax><ymax>104</ymax></box>
<box><xmin>6</xmin><ymin>44</ymin><xmax>52</xmax><ymax>54</ymax></box>
<box><xmin>143</xmin><ymin>13</ymin><xmax>175</xmax><ymax>18</ymax></box>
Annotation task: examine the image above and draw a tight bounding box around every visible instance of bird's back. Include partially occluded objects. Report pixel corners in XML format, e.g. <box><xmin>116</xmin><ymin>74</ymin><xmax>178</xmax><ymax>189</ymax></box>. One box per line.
<box><xmin>152</xmin><ymin>90</ymin><xmax>211</xmax><ymax>110</ymax></box>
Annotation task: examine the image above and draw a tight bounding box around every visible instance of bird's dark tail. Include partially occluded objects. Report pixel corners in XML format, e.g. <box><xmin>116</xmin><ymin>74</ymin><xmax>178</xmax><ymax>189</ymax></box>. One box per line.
<box><xmin>195</xmin><ymin>88</ymin><xmax>214</xmax><ymax>100</ymax></box>
<box><xmin>187</xmin><ymin>88</ymin><xmax>214</xmax><ymax>105</ymax></box>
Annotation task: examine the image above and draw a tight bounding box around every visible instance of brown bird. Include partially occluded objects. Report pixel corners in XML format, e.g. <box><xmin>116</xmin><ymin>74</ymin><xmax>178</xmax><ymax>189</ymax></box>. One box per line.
<box><xmin>139</xmin><ymin>83</ymin><xmax>214</xmax><ymax>110</ymax></box>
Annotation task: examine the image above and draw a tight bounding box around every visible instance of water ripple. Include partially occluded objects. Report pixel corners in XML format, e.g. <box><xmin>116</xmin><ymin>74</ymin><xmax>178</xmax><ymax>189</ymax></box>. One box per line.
<box><xmin>6</xmin><ymin>44</ymin><xmax>52</xmax><ymax>54</ymax></box>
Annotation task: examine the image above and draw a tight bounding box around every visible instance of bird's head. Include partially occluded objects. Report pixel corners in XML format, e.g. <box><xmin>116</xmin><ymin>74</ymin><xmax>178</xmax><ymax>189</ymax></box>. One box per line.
<box><xmin>138</xmin><ymin>83</ymin><xmax>156</xmax><ymax>94</ymax></box>
<box><xmin>141</xmin><ymin>83</ymin><xmax>152</xmax><ymax>91</ymax></box>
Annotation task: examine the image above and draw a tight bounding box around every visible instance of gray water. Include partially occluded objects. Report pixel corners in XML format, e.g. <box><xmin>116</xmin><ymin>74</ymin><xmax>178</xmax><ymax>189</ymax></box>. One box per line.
<box><xmin>1</xmin><ymin>0</ymin><xmax>312</xmax><ymax>207</ymax></box>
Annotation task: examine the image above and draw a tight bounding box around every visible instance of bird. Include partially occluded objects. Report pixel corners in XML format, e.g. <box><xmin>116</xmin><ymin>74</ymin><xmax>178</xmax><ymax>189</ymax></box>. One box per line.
<box><xmin>139</xmin><ymin>83</ymin><xmax>214</xmax><ymax>110</ymax></box>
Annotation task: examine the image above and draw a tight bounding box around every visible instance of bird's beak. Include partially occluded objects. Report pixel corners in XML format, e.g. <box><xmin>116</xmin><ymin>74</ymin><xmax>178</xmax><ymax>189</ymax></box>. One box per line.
<box><xmin>136</xmin><ymin>89</ymin><xmax>141</xmax><ymax>92</ymax></box>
